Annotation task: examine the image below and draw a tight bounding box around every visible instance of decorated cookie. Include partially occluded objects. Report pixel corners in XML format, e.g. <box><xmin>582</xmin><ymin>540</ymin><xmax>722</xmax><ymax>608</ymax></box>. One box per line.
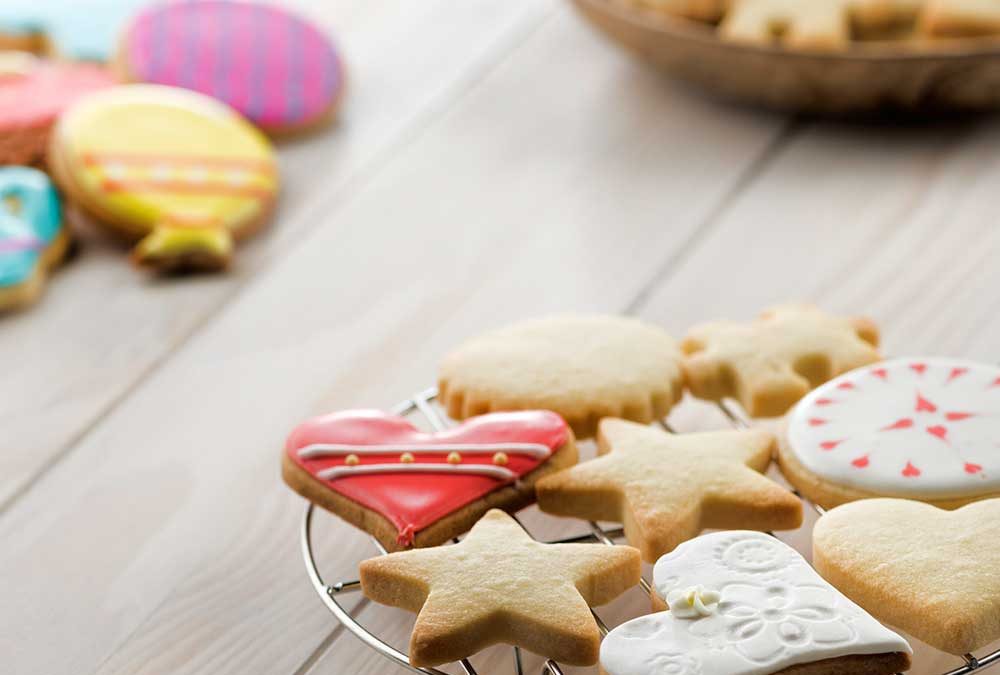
<box><xmin>439</xmin><ymin>315</ymin><xmax>685</xmax><ymax>439</ymax></box>
<box><xmin>0</xmin><ymin>53</ymin><xmax>115</xmax><ymax>165</ymax></box>
<box><xmin>922</xmin><ymin>0</ymin><xmax>1000</xmax><ymax>36</ymax></box>
<box><xmin>282</xmin><ymin>409</ymin><xmax>577</xmax><ymax>551</ymax></box>
<box><xmin>0</xmin><ymin>0</ymin><xmax>147</xmax><ymax>61</ymax></box>
<box><xmin>779</xmin><ymin>357</ymin><xmax>1000</xmax><ymax>510</ymax></box>
<box><xmin>536</xmin><ymin>419</ymin><xmax>802</xmax><ymax>561</ymax></box>
<box><xmin>360</xmin><ymin>509</ymin><xmax>640</xmax><ymax>667</ymax></box>
<box><xmin>814</xmin><ymin>498</ymin><xmax>1000</xmax><ymax>654</ymax></box>
<box><xmin>48</xmin><ymin>85</ymin><xmax>278</xmax><ymax>272</ymax></box>
<box><xmin>682</xmin><ymin>305</ymin><xmax>880</xmax><ymax>418</ymax></box>
<box><xmin>119</xmin><ymin>1</ymin><xmax>345</xmax><ymax>135</ymax></box>
<box><xmin>0</xmin><ymin>166</ymin><xmax>66</xmax><ymax>311</ymax></box>
<box><xmin>601</xmin><ymin>531</ymin><xmax>912</xmax><ymax>675</ymax></box>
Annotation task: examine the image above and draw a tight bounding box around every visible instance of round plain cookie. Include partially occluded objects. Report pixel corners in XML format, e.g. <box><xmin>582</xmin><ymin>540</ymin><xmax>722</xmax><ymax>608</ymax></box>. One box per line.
<box><xmin>118</xmin><ymin>0</ymin><xmax>345</xmax><ymax>136</ymax></box>
<box><xmin>438</xmin><ymin>315</ymin><xmax>685</xmax><ymax>439</ymax></box>
<box><xmin>48</xmin><ymin>84</ymin><xmax>279</xmax><ymax>273</ymax></box>
<box><xmin>0</xmin><ymin>53</ymin><xmax>115</xmax><ymax>165</ymax></box>
<box><xmin>778</xmin><ymin>357</ymin><xmax>1000</xmax><ymax>510</ymax></box>
<box><xmin>0</xmin><ymin>166</ymin><xmax>67</xmax><ymax>311</ymax></box>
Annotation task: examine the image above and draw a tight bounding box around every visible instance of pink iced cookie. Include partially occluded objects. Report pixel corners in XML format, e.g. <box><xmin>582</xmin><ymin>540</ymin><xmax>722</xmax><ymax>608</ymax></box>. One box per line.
<box><xmin>120</xmin><ymin>0</ymin><xmax>345</xmax><ymax>134</ymax></box>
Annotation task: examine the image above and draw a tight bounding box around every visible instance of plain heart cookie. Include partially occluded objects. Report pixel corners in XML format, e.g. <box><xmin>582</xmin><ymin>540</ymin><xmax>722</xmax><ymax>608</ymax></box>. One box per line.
<box><xmin>601</xmin><ymin>531</ymin><xmax>912</xmax><ymax>675</ymax></box>
<box><xmin>813</xmin><ymin>498</ymin><xmax>1000</xmax><ymax>654</ymax></box>
<box><xmin>779</xmin><ymin>357</ymin><xmax>1000</xmax><ymax>510</ymax></box>
<box><xmin>283</xmin><ymin>409</ymin><xmax>576</xmax><ymax>551</ymax></box>
<box><xmin>360</xmin><ymin>509</ymin><xmax>640</xmax><ymax>667</ymax></box>
<box><xmin>439</xmin><ymin>314</ymin><xmax>685</xmax><ymax>439</ymax></box>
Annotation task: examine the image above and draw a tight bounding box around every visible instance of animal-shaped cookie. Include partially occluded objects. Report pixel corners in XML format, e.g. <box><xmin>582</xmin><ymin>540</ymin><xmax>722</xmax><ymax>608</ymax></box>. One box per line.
<box><xmin>813</xmin><ymin>498</ymin><xmax>1000</xmax><ymax>654</ymax></box>
<box><xmin>0</xmin><ymin>166</ymin><xmax>66</xmax><ymax>311</ymax></box>
<box><xmin>536</xmin><ymin>418</ymin><xmax>802</xmax><ymax>561</ymax></box>
<box><xmin>360</xmin><ymin>509</ymin><xmax>640</xmax><ymax>667</ymax></box>
<box><xmin>283</xmin><ymin>409</ymin><xmax>577</xmax><ymax>551</ymax></box>
<box><xmin>439</xmin><ymin>315</ymin><xmax>685</xmax><ymax>439</ymax></box>
<box><xmin>0</xmin><ymin>53</ymin><xmax>115</xmax><ymax>165</ymax></box>
<box><xmin>0</xmin><ymin>0</ymin><xmax>147</xmax><ymax>61</ymax></box>
<box><xmin>780</xmin><ymin>357</ymin><xmax>1000</xmax><ymax>510</ymax></box>
<box><xmin>119</xmin><ymin>0</ymin><xmax>346</xmax><ymax>135</ymax></box>
<box><xmin>48</xmin><ymin>84</ymin><xmax>278</xmax><ymax>272</ymax></box>
<box><xmin>681</xmin><ymin>305</ymin><xmax>880</xmax><ymax>417</ymax></box>
<box><xmin>601</xmin><ymin>531</ymin><xmax>912</xmax><ymax>675</ymax></box>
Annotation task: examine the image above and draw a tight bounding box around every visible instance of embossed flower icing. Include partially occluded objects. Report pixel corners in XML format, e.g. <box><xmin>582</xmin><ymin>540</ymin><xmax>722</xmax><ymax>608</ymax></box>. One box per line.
<box><xmin>667</xmin><ymin>585</ymin><xmax>721</xmax><ymax>619</ymax></box>
<box><xmin>696</xmin><ymin>582</ymin><xmax>857</xmax><ymax>664</ymax></box>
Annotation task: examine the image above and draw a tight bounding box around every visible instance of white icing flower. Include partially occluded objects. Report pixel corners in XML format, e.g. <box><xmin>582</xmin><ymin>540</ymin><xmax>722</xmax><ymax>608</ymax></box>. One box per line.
<box><xmin>667</xmin><ymin>585</ymin><xmax>721</xmax><ymax>619</ymax></box>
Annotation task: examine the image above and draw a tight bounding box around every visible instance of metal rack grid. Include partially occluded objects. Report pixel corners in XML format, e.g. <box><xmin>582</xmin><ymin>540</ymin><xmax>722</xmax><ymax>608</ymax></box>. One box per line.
<box><xmin>300</xmin><ymin>387</ymin><xmax>1000</xmax><ymax>675</ymax></box>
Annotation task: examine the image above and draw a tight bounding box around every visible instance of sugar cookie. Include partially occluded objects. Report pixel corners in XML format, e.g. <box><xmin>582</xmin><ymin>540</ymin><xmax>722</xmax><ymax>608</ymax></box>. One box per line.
<box><xmin>119</xmin><ymin>1</ymin><xmax>345</xmax><ymax>135</ymax></box>
<box><xmin>0</xmin><ymin>0</ymin><xmax>147</xmax><ymax>62</ymax></box>
<box><xmin>921</xmin><ymin>0</ymin><xmax>1000</xmax><ymax>36</ymax></box>
<box><xmin>813</xmin><ymin>498</ymin><xmax>1000</xmax><ymax>654</ymax></box>
<box><xmin>283</xmin><ymin>409</ymin><xmax>577</xmax><ymax>552</ymax></box>
<box><xmin>536</xmin><ymin>418</ymin><xmax>802</xmax><ymax>562</ymax></box>
<box><xmin>48</xmin><ymin>84</ymin><xmax>278</xmax><ymax>272</ymax></box>
<box><xmin>0</xmin><ymin>53</ymin><xmax>115</xmax><ymax>165</ymax></box>
<box><xmin>779</xmin><ymin>357</ymin><xmax>1000</xmax><ymax>510</ymax></box>
<box><xmin>681</xmin><ymin>305</ymin><xmax>880</xmax><ymax>418</ymax></box>
<box><xmin>601</xmin><ymin>531</ymin><xmax>912</xmax><ymax>675</ymax></box>
<box><xmin>439</xmin><ymin>315</ymin><xmax>685</xmax><ymax>439</ymax></box>
<box><xmin>0</xmin><ymin>166</ymin><xmax>67</xmax><ymax>311</ymax></box>
<box><xmin>359</xmin><ymin>509</ymin><xmax>640</xmax><ymax>667</ymax></box>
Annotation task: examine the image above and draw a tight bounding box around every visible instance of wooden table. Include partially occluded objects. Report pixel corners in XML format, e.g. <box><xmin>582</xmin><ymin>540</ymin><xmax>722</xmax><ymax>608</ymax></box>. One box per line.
<box><xmin>3</xmin><ymin>1</ymin><xmax>999</xmax><ymax>674</ymax></box>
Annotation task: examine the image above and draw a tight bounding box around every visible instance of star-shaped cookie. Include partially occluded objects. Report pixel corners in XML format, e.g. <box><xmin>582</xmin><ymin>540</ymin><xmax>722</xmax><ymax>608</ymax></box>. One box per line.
<box><xmin>681</xmin><ymin>304</ymin><xmax>880</xmax><ymax>418</ymax></box>
<box><xmin>535</xmin><ymin>419</ymin><xmax>802</xmax><ymax>562</ymax></box>
<box><xmin>359</xmin><ymin>509</ymin><xmax>641</xmax><ymax>667</ymax></box>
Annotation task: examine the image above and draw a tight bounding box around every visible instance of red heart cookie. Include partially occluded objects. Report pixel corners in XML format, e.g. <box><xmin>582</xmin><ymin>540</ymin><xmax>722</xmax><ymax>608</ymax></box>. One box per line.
<box><xmin>282</xmin><ymin>409</ymin><xmax>576</xmax><ymax>551</ymax></box>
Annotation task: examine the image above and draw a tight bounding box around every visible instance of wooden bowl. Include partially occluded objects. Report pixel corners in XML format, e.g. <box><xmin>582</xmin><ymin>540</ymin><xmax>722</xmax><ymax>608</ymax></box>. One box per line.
<box><xmin>570</xmin><ymin>0</ymin><xmax>1000</xmax><ymax>114</ymax></box>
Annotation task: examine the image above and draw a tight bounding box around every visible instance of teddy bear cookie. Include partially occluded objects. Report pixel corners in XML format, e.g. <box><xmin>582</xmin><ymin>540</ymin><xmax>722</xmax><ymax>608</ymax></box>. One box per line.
<box><xmin>0</xmin><ymin>166</ymin><xmax>66</xmax><ymax>311</ymax></box>
<box><xmin>813</xmin><ymin>498</ymin><xmax>1000</xmax><ymax>655</ymax></box>
<box><xmin>360</xmin><ymin>509</ymin><xmax>640</xmax><ymax>667</ymax></box>
<box><xmin>439</xmin><ymin>315</ymin><xmax>685</xmax><ymax>439</ymax></box>
<box><xmin>0</xmin><ymin>0</ymin><xmax>147</xmax><ymax>61</ymax></box>
<box><xmin>536</xmin><ymin>419</ymin><xmax>802</xmax><ymax>561</ymax></box>
<box><xmin>779</xmin><ymin>357</ymin><xmax>1000</xmax><ymax>510</ymax></box>
<box><xmin>681</xmin><ymin>305</ymin><xmax>880</xmax><ymax>418</ymax></box>
<box><xmin>48</xmin><ymin>84</ymin><xmax>278</xmax><ymax>273</ymax></box>
<box><xmin>0</xmin><ymin>52</ymin><xmax>115</xmax><ymax>165</ymax></box>
<box><xmin>283</xmin><ymin>409</ymin><xmax>577</xmax><ymax>551</ymax></box>
<box><xmin>118</xmin><ymin>0</ymin><xmax>346</xmax><ymax>135</ymax></box>
<box><xmin>601</xmin><ymin>530</ymin><xmax>912</xmax><ymax>675</ymax></box>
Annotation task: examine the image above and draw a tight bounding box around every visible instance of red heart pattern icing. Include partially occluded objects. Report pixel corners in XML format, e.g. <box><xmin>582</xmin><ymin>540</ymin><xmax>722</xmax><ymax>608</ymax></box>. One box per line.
<box><xmin>286</xmin><ymin>409</ymin><xmax>569</xmax><ymax>546</ymax></box>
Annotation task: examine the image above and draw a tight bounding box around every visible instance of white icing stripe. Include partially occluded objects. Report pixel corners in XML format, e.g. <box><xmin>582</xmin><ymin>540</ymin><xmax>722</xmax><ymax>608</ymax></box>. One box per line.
<box><xmin>297</xmin><ymin>442</ymin><xmax>551</xmax><ymax>459</ymax></box>
<box><xmin>316</xmin><ymin>463</ymin><xmax>519</xmax><ymax>481</ymax></box>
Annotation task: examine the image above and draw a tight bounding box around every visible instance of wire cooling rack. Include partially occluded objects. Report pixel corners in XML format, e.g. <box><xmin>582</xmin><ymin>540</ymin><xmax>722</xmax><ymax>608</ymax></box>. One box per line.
<box><xmin>300</xmin><ymin>387</ymin><xmax>1000</xmax><ymax>675</ymax></box>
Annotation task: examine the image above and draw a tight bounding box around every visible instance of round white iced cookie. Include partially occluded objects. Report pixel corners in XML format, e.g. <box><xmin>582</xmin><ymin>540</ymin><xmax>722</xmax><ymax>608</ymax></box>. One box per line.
<box><xmin>600</xmin><ymin>531</ymin><xmax>911</xmax><ymax>675</ymax></box>
<box><xmin>783</xmin><ymin>357</ymin><xmax>1000</xmax><ymax>503</ymax></box>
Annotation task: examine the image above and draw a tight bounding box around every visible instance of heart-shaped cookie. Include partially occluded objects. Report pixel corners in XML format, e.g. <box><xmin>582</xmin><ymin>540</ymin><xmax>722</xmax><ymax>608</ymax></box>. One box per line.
<box><xmin>282</xmin><ymin>409</ymin><xmax>576</xmax><ymax>551</ymax></box>
<box><xmin>813</xmin><ymin>498</ymin><xmax>1000</xmax><ymax>654</ymax></box>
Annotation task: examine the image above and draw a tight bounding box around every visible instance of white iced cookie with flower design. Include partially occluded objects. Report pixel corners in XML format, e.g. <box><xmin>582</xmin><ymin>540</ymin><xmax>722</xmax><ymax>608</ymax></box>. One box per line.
<box><xmin>779</xmin><ymin>357</ymin><xmax>1000</xmax><ymax>510</ymax></box>
<box><xmin>600</xmin><ymin>531</ymin><xmax>912</xmax><ymax>675</ymax></box>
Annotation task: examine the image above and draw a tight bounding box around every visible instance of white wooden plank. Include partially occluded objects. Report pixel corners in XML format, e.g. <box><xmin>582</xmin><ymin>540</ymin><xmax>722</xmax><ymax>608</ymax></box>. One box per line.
<box><xmin>0</xmin><ymin>5</ymin><xmax>789</xmax><ymax>675</ymax></box>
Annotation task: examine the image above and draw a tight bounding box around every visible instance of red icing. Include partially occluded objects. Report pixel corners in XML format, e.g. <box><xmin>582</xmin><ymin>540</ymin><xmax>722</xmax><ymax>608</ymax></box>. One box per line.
<box><xmin>926</xmin><ymin>425</ymin><xmax>948</xmax><ymax>441</ymax></box>
<box><xmin>820</xmin><ymin>440</ymin><xmax>844</xmax><ymax>450</ymax></box>
<box><xmin>815</xmin><ymin>398</ymin><xmax>836</xmax><ymax>406</ymax></box>
<box><xmin>881</xmin><ymin>418</ymin><xmax>914</xmax><ymax>431</ymax></box>
<box><xmin>992</xmin><ymin>376</ymin><xmax>1000</xmax><ymax>389</ymax></box>
<box><xmin>910</xmin><ymin>363</ymin><xmax>927</xmax><ymax>375</ymax></box>
<box><xmin>852</xmin><ymin>455</ymin><xmax>869</xmax><ymax>468</ymax></box>
<box><xmin>808</xmin><ymin>418</ymin><xmax>828</xmax><ymax>426</ymax></box>
<box><xmin>836</xmin><ymin>381</ymin><xmax>856</xmax><ymax>390</ymax></box>
<box><xmin>0</xmin><ymin>61</ymin><xmax>115</xmax><ymax>130</ymax></box>
<box><xmin>915</xmin><ymin>393</ymin><xmax>938</xmax><ymax>413</ymax></box>
<box><xmin>966</xmin><ymin>463</ymin><xmax>983</xmax><ymax>474</ymax></box>
<box><xmin>871</xmin><ymin>367</ymin><xmax>888</xmax><ymax>380</ymax></box>
<box><xmin>946</xmin><ymin>412</ymin><xmax>975</xmax><ymax>422</ymax></box>
<box><xmin>286</xmin><ymin>409</ymin><xmax>569</xmax><ymax>546</ymax></box>
<box><xmin>902</xmin><ymin>461</ymin><xmax>921</xmax><ymax>477</ymax></box>
<box><xmin>948</xmin><ymin>367</ymin><xmax>969</xmax><ymax>383</ymax></box>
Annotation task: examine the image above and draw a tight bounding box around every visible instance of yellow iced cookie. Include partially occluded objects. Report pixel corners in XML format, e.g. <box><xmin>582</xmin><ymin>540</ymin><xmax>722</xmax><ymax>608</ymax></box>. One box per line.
<box><xmin>48</xmin><ymin>84</ymin><xmax>278</xmax><ymax>272</ymax></box>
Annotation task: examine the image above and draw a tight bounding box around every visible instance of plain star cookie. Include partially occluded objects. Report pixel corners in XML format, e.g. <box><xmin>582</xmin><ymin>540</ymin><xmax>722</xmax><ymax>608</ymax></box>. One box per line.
<box><xmin>0</xmin><ymin>167</ymin><xmax>67</xmax><ymax>311</ymax></box>
<box><xmin>813</xmin><ymin>498</ymin><xmax>1000</xmax><ymax>654</ymax></box>
<box><xmin>438</xmin><ymin>315</ymin><xmax>685</xmax><ymax>439</ymax></box>
<box><xmin>536</xmin><ymin>419</ymin><xmax>802</xmax><ymax>562</ymax></box>
<box><xmin>119</xmin><ymin>0</ymin><xmax>346</xmax><ymax>135</ymax></box>
<box><xmin>779</xmin><ymin>357</ymin><xmax>1000</xmax><ymax>510</ymax></box>
<box><xmin>359</xmin><ymin>509</ymin><xmax>640</xmax><ymax>667</ymax></box>
<box><xmin>48</xmin><ymin>85</ymin><xmax>278</xmax><ymax>273</ymax></box>
<box><xmin>681</xmin><ymin>305</ymin><xmax>880</xmax><ymax>418</ymax></box>
<box><xmin>283</xmin><ymin>409</ymin><xmax>576</xmax><ymax>552</ymax></box>
<box><xmin>601</xmin><ymin>531</ymin><xmax>912</xmax><ymax>675</ymax></box>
